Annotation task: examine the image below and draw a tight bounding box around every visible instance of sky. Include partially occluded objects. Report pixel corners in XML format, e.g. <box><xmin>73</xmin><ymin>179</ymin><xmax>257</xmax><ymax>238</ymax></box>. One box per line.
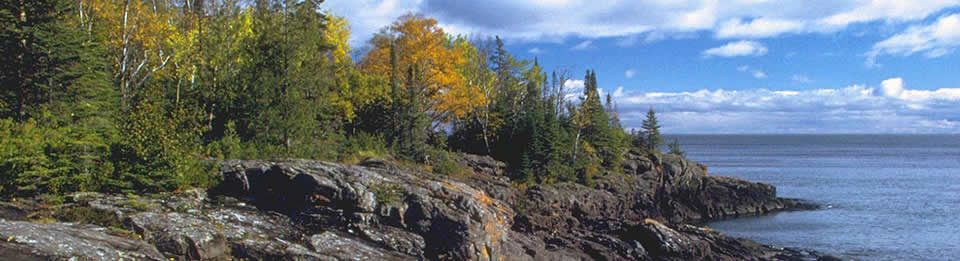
<box><xmin>324</xmin><ymin>0</ymin><xmax>960</xmax><ymax>134</ymax></box>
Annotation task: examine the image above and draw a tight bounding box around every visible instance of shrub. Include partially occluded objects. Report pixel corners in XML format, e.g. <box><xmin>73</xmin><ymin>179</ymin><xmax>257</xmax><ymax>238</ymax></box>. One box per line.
<box><xmin>371</xmin><ymin>183</ymin><xmax>402</xmax><ymax>205</ymax></box>
<box><xmin>428</xmin><ymin>149</ymin><xmax>467</xmax><ymax>177</ymax></box>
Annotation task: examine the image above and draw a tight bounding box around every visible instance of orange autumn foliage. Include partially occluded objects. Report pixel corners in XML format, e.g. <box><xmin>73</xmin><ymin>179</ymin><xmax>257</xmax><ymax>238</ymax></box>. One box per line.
<box><xmin>362</xmin><ymin>14</ymin><xmax>485</xmax><ymax>123</ymax></box>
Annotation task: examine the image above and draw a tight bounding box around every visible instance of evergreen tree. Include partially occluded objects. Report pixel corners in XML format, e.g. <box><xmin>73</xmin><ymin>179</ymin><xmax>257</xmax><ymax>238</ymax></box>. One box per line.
<box><xmin>668</xmin><ymin>138</ymin><xmax>684</xmax><ymax>157</ymax></box>
<box><xmin>392</xmin><ymin>65</ymin><xmax>429</xmax><ymax>162</ymax></box>
<box><xmin>642</xmin><ymin>107</ymin><xmax>664</xmax><ymax>153</ymax></box>
<box><xmin>0</xmin><ymin>0</ymin><xmax>121</xmax><ymax>196</ymax></box>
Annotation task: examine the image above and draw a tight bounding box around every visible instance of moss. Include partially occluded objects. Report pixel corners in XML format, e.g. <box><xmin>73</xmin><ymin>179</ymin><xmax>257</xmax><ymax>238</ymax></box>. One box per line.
<box><xmin>123</xmin><ymin>195</ymin><xmax>157</xmax><ymax>212</ymax></box>
<box><xmin>53</xmin><ymin>206</ymin><xmax>123</xmax><ymax>228</ymax></box>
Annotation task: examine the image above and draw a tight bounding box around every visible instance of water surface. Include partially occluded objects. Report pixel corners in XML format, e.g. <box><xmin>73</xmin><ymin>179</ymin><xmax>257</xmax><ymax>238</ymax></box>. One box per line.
<box><xmin>671</xmin><ymin>135</ymin><xmax>960</xmax><ymax>260</ymax></box>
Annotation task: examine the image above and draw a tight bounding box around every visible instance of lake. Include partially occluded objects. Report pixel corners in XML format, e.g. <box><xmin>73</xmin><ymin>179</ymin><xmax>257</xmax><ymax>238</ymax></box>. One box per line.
<box><xmin>670</xmin><ymin>135</ymin><xmax>960</xmax><ymax>260</ymax></box>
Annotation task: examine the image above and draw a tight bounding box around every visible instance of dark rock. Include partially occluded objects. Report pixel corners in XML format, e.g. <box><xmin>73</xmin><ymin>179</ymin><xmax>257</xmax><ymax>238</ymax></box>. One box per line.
<box><xmin>0</xmin><ymin>202</ymin><xmax>30</xmax><ymax>221</ymax></box>
<box><xmin>0</xmin><ymin>221</ymin><xmax>165</xmax><ymax>261</ymax></box>
<box><xmin>217</xmin><ymin>159</ymin><xmax>522</xmax><ymax>260</ymax></box>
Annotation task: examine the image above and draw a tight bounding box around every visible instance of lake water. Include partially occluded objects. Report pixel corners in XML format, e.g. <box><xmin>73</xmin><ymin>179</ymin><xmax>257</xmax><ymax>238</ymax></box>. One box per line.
<box><xmin>670</xmin><ymin>135</ymin><xmax>960</xmax><ymax>260</ymax></box>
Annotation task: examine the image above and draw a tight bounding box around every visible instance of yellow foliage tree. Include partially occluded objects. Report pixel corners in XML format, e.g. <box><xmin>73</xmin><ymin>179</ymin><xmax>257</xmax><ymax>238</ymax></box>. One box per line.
<box><xmin>362</xmin><ymin>14</ymin><xmax>484</xmax><ymax>125</ymax></box>
<box><xmin>84</xmin><ymin>0</ymin><xmax>179</xmax><ymax>105</ymax></box>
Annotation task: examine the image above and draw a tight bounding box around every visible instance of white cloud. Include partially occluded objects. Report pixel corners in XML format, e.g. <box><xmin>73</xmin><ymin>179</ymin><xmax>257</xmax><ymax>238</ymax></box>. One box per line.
<box><xmin>563</xmin><ymin>79</ymin><xmax>585</xmax><ymax>100</ymax></box>
<box><xmin>325</xmin><ymin>0</ymin><xmax>960</xmax><ymax>45</ymax></box>
<box><xmin>613</xmin><ymin>86</ymin><xmax>625</xmax><ymax>98</ymax></box>
<box><xmin>570</xmin><ymin>40</ymin><xmax>593</xmax><ymax>50</ymax></box>
<box><xmin>528</xmin><ymin>47</ymin><xmax>545</xmax><ymax>54</ymax></box>
<box><xmin>625</xmin><ymin>69</ymin><xmax>637</xmax><ymax>79</ymax></box>
<box><xmin>880</xmin><ymin>77</ymin><xmax>904</xmax><ymax>97</ymax></box>
<box><xmin>867</xmin><ymin>14</ymin><xmax>960</xmax><ymax>67</ymax></box>
<box><xmin>716</xmin><ymin>18</ymin><xmax>806</xmax><ymax>38</ymax></box>
<box><xmin>752</xmin><ymin>70</ymin><xmax>768</xmax><ymax>79</ymax></box>
<box><xmin>703</xmin><ymin>41</ymin><xmax>768</xmax><ymax>58</ymax></box>
<box><xmin>792</xmin><ymin>74</ymin><xmax>814</xmax><ymax>84</ymax></box>
<box><xmin>614</xmin><ymin>77</ymin><xmax>960</xmax><ymax>133</ymax></box>
<box><xmin>322</xmin><ymin>0</ymin><xmax>424</xmax><ymax>45</ymax></box>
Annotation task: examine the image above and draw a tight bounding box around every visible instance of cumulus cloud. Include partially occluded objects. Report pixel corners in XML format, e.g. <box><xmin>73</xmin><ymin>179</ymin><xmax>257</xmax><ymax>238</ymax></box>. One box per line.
<box><xmin>563</xmin><ymin>79</ymin><xmax>586</xmax><ymax>100</ymax></box>
<box><xmin>867</xmin><ymin>14</ymin><xmax>960</xmax><ymax>67</ymax></box>
<box><xmin>570</xmin><ymin>40</ymin><xmax>593</xmax><ymax>50</ymax></box>
<box><xmin>613</xmin><ymin>77</ymin><xmax>960</xmax><ymax>133</ymax></box>
<box><xmin>625</xmin><ymin>69</ymin><xmax>637</xmax><ymax>79</ymax></box>
<box><xmin>703</xmin><ymin>41</ymin><xmax>768</xmax><ymax>57</ymax></box>
<box><xmin>324</xmin><ymin>0</ymin><xmax>960</xmax><ymax>45</ymax></box>
<box><xmin>879</xmin><ymin>77</ymin><xmax>905</xmax><ymax>97</ymax></box>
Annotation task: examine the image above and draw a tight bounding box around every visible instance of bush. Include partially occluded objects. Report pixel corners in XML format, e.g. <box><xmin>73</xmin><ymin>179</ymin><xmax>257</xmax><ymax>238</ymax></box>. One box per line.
<box><xmin>339</xmin><ymin>132</ymin><xmax>391</xmax><ymax>165</ymax></box>
<box><xmin>371</xmin><ymin>183</ymin><xmax>402</xmax><ymax>205</ymax></box>
<box><xmin>428</xmin><ymin>149</ymin><xmax>467</xmax><ymax>177</ymax></box>
<box><xmin>0</xmin><ymin>119</ymin><xmax>115</xmax><ymax>197</ymax></box>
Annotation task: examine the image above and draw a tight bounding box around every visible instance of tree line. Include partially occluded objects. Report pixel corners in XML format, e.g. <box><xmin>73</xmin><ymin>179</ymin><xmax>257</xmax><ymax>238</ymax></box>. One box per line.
<box><xmin>0</xmin><ymin>0</ymin><xmax>669</xmax><ymax>198</ymax></box>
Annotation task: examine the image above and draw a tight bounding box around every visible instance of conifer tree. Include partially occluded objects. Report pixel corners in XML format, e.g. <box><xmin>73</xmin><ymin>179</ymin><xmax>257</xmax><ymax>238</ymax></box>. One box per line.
<box><xmin>668</xmin><ymin>138</ymin><xmax>684</xmax><ymax>157</ymax></box>
<box><xmin>642</xmin><ymin>107</ymin><xmax>664</xmax><ymax>153</ymax></box>
<box><xmin>392</xmin><ymin>65</ymin><xmax>429</xmax><ymax>162</ymax></box>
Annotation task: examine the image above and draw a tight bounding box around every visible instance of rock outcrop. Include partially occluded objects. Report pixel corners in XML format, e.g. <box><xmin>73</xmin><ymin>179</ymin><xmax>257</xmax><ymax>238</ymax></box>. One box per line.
<box><xmin>0</xmin><ymin>152</ymin><xmax>832</xmax><ymax>260</ymax></box>
<box><xmin>0</xmin><ymin>221</ymin><xmax>165</xmax><ymax>261</ymax></box>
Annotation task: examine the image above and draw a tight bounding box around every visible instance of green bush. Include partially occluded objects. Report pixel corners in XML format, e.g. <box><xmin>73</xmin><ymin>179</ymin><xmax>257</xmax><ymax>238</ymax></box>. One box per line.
<box><xmin>339</xmin><ymin>132</ymin><xmax>391</xmax><ymax>165</ymax></box>
<box><xmin>371</xmin><ymin>183</ymin><xmax>402</xmax><ymax>205</ymax></box>
<box><xmin>428</xmin><ymin>149</ymin><xmax>467</xmax><ymax>176</ymax></box>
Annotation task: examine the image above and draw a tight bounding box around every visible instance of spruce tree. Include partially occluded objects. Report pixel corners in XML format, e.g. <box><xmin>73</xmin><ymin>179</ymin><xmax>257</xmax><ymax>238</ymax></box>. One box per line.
<box><xmin>668</xmin><ymin>138</ymin><xmax>684</xmax><ymax>157</ymax></box>
<box><xmin>642</xmin><ymin>107</ymin><xmax>664</xmax><ymax>153</ymax></box>
<box><xmin>392</xmin><ymin>66</ymin><xmax>429</xmax><ymax>162</ymax></box>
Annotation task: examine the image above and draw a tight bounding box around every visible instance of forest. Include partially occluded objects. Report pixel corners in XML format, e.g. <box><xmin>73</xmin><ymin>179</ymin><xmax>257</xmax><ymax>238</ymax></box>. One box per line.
<box><xmin>0</xmin><ymin>0</ymin><xmax>674</xmax><ymax>199</ymax></box>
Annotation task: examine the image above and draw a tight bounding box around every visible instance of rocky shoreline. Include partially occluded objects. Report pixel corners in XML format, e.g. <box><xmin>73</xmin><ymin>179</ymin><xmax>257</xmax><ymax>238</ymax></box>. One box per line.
<box><xmin>0</xmin><ymin>153</ymin><xmax>838</xmax><ymax>260</ymax></box>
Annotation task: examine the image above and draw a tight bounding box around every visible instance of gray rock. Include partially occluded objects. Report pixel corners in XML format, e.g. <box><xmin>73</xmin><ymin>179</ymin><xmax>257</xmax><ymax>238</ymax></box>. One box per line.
<box><xmin>309</xmin><ymin>231</ymin><xmax>415</xmax><ymax>260</ymax></box>
<box><xmin>217</xmin><ymin>159</ymin><xmax>523</xmax><ymax>260</ymax></box>
<box><xmin>128</xmin><ymin>212</ymin><xmax>229</xmax><ymax>259</ymax></box>
<box><xmin>0</xmin><ymin>221</ymin><xmax>165</xmax><ymax>261</ymax></box>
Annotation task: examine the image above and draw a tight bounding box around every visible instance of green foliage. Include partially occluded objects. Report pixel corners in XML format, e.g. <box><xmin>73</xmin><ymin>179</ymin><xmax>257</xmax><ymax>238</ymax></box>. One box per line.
<box><xmin>668</xmin><ymin>138</ymin><xmax>685</xmax><ymax>157</ymax></box>
<box><xmin>371</xmin><ymin>183</ymin><xmax>402</xmax><ymax>205</ymax></box>
<box><xmin>642</xmin><ymin>107</ymin><xmax>664</xmax><ymax>153</ymax></box>
<box><xmin>54</xmin><ymin>206</ymin><xmax>123</xmax><ymax>228</ymax></box>
<box><xmin>0</xmin><ymin>0</ymin><xmax>674</xmax><ymax>199</ymax></box>
<box><xmin>339</xmin><ymin>132</ymin><xmax>391</xmax><ymax>165</ymax></box>
<box><xmin>428</xmin><ymin>149</ymin><xmax>467</xmax><ymax>176</ymax></box>
<box><xmin>390</xmin><ymin>66</ymin><xmax>431</xmax><ymax>162</ymax></box>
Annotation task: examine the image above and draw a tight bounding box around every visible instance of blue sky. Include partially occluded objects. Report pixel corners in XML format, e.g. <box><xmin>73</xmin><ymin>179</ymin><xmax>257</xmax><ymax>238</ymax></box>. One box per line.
<box><xmin>325</xmin><ymin>0</ymin><xmax>960</xmax><ymax>134</ymax></box>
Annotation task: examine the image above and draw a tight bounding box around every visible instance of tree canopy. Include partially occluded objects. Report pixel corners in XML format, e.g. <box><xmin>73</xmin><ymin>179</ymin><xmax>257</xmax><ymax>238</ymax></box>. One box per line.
<box><xmin>1</xmin><ymin>1</ymin><xmax>669</xmax><ymax>198</ymax></box>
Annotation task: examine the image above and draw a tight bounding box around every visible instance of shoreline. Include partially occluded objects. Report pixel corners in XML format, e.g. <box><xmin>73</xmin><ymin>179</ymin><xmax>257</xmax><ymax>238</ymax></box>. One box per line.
<box><xmin>0</xmin><ymin>153</ymin><xmax>842</xmax><ymax>260</ymax></box>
